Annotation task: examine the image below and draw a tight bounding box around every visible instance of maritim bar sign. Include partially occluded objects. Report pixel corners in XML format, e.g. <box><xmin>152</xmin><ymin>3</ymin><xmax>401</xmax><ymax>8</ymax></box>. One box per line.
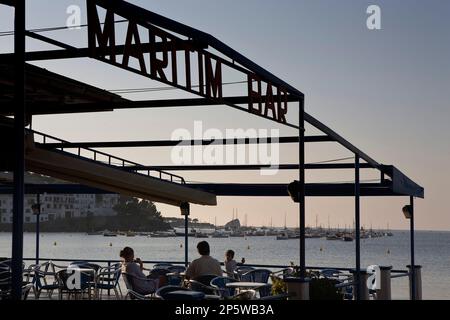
<box><xmin>86</xmin><ymin>0</ymin><xmax>294</xmax><ymax>125</ymax></box>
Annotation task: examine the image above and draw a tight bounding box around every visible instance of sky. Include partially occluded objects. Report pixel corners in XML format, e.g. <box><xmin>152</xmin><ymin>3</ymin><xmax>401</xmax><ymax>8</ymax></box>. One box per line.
<box><xmin>0</xmin><ymin>0</ymin><xmax>449</xmax><ymax>230</ymax></box>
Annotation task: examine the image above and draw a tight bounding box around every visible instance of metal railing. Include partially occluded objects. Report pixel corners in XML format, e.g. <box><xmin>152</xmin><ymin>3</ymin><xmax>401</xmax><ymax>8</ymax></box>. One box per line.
<box><xmin>30</xmin><ymin>129</ymin><xmax>186</xmax><ymax>184</ymax></box>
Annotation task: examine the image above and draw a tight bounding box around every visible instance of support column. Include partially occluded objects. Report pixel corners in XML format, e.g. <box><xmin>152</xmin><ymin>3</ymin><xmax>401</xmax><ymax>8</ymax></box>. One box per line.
<box><xmin>354</xmin><ymin>155</ymin><xmax>361</xmax><ymax>300</ymax></box>
<box><xmin>11</xmin><ymin>0</ymin><xmax>26</xmax><ymax>301</ymax></box>
<box><xmin>409</xmin><ymin>196</ymin><xmax>416</xmax><ymax>300</ymax></box>
<box><xmin>184</xmin><ymin>214</ymin><xmax>189</xmax><ymax>267</ymax></box>
<box><xmin>35</xmin><ymin>194</ymin><xmax>41</xmax><ymax>265</ymax></box>
<box><xmin>407</xmin><ymin>265</ymin><xmax>422</xmax><ymax>300</ymax></box>
<box><xmin>351</xmin><ymin>269</ymin><xmax>369</xmax><ymax>300</ymax></box>
<box><xmin>298</xmin><ymin>98</ymin><xmax>306</xmax><ymax>279</ymax></box>
<box><xmin>376</xmin><ymin>266</ymin><xmax>392</xmax><ymax>300</ymax></box>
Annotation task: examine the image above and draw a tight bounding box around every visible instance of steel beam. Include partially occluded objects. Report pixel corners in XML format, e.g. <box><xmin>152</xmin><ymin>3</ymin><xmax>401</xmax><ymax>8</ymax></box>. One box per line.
<box><xmin>299</xmin><ymin>99</ymin><xmax>306</xmax><ymax>278</ymax></box>
<box><xmin>410</xmin><ymin>196</ymin><xmax>416</xmax><ymax>300</ymax></box>
<box><xmin>354</xmin><ymin>155</ymin><xmax>361</xmax><ymax>300</ymax></box>
<box><xmin>120</xmin><ymin>163</ymin><xmax>373</xmax><ymax>171</ymax></box>
<box><xmin>11</xmin><ymin>0</ymin><xmax>25</xmax><ymax>301</ymax></box>
<box><xmin>0</xmin><ymin>40</ymin><xmax>207</xmax><ymax>61</ymax></box>
<box><xmin>39</xmin><ymin>135</ymin><xmax>335</xmax><ymax>149</ymax></box>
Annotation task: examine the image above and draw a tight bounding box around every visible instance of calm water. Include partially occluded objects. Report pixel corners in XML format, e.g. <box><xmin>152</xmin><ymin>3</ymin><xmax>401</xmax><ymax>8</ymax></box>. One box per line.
<box><xmin>0</xmin><ymin>230</ymin><xmax>449</xmax><ymax>300</ymax></box>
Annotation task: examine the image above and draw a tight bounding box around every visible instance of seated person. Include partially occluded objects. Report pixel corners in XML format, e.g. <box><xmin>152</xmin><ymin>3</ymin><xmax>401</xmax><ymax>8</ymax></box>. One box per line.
<box><xmin>185</xmin><ymin>241</ymin><xmax>223</xmax><ymax>280</ymax></box>
<box><xmin>224</xmin><ymin>249</ymin><xmax>238</xmax><ymax>276</ymax></box>
<box><xmin>120</xmin><ymin>247</ymin><xmax>158</xmax><ymax>295</ymax></box>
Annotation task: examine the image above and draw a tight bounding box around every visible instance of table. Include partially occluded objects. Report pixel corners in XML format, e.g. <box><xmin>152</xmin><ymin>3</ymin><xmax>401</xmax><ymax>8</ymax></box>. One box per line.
<box><xmin>225</xmin><ymin>282</ymin><xmax>267</xmax><ymax>290</ymax></box>
<box><xmin>226</xmin><ymin>282</ymin><xmax>270</xmax><ymax>298</ymax></box>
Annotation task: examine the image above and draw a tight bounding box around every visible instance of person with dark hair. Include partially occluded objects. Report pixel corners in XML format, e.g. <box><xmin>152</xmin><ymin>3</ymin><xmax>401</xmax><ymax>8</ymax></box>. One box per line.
<box><xmin>224</xmin><ymin>249</ymin><xmax>237</xmax><ymax>276</ymax></box>
<box><xmin>120</xmin><ymin>247</ymin><xmax>158</xmax><ymax>294</ymax></box>
<box><xmin>185</xmin><ymin>241</ymin><xmax>222</xmax><ymax>280</ymax></box>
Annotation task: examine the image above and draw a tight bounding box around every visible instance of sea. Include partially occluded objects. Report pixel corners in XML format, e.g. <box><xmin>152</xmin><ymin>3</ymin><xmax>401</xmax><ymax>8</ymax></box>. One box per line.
<box><xmin>0</xmin><ymin>230</ymin><xmax>449</xmax><ymax>300</ymax></box>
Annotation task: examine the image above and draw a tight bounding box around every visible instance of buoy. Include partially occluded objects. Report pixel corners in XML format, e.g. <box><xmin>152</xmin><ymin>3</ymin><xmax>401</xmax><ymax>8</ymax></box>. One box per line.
<box><xmin>320</xmin><ymin>247</ymin><xmax>323</xmax><ymax>252</ymax></box>
<box><xmin>387</xmin><ymin>249</ymin><xmax>390</xmax><ymax>254</ymax></box>
<box><xmin>53</xmin><ymin>241</ymin><xmax>57</xmax><ymax>246</ymax></box>
<box><xmin>180</xmin><ymin>244</ymin><xmax>183</xmax><ymax>248</ymax></box>
<box><xmin>109</xmin><ymin>242</ymin><xmax>112</xmax><ymax>247</ymax></box>
<box><xmin>247</xmin><ymin>245</ymin><xmax>250</xmax><ymax>250</ymax></box>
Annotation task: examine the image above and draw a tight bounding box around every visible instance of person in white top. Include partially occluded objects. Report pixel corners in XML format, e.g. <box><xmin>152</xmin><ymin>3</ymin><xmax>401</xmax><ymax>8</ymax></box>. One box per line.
<box><xmin>185</xmin><ymin>241</ymin><xmax>223</xmax><ymax>280</ymax></box>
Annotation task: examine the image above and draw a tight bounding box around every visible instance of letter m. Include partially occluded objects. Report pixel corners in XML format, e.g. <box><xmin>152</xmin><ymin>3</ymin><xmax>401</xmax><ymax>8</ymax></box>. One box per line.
<box><xmin>87</xmin><ymin>0</ymin><xmax>116</xmax><ymax>62</ymax></box>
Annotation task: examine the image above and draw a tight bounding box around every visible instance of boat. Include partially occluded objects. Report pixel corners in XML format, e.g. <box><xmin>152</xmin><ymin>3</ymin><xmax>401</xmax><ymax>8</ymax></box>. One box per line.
<box><xmin>342</xmin><ymin>235</ymin><xmax>354</xmax><ymax>242</ymax></box>
<box><xmin>150</xmin><ymin>231</ymin><xmax>175</xmax><ymax>238</ymax></box>
<box><xmin>326</xmin><ymin>235</ymin><xmax>340</xmax><ymax>241</ymax></box>
<box><xmin>103</xmin><ymin>231</ymin><xmax>117</xmax><ymax>237</ymax></box>
<box><xmin>195</xmin><ymin>232</ymin><xmax>209</xmax><ymax>238</ymax></box>
<box><xmin>86</xmin><ymin>231</ymin><xmax>103</xmax><ymax>235</ymax></box>
<box><xmin>276</xmin><ymin>232</ymin><xmax>289</xmax><ymax>240</ymax></box>
<box><xmin>229</xmin><ymin>232</ymin><xmax>245</xmax><ymax>237</ymax></box>
<box><xmin>211</xmin><ymin>231</ymin><xmax>229</xmax><ymax>238</ymax></box>
<box><xmin>126</xmin><ymin>231</ymin><xmax>136</xmax><ymax>237</ymax></box>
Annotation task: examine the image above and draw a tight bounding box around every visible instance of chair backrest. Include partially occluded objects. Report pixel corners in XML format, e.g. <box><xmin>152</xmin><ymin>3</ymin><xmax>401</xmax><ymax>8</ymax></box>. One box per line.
<box><xmin>155</xmin><ymin>285</ymin><xmax>190</xmax><ymax>299</ymax></box>
<box><xmin>188</xmin><ymin>279</ymin><xmax>216</xmax><ymax>295</ymax></box>
<box><xmin>70</xmin><ymin>262</ymin><xmax>101</xmax><ymax>272</ymax></box>
<box><xmin>98</xmin><ymin>265</ymin><xmax>122</xmax><ymax>287</ymax></box>
<box><xmin>153</xmin><ymin>263</ymin><xmax>173</xmax><ymax>270</ymax></box>
<box><xmin>234</xmin><ymin>266</ymin><xmax>255</xmax><ymax>280</ymax></box>
<box><xmin>193</xmin><ymin>274</ymin><xmax>219</xmax><ymax>286</ymax></box>
<box><xmin>148</xmin><ymin>268</ymin><xmax>169</xmax><ymax>278</ymax></box>
<box><xmin>34</xmin><ymin>262</ymin><xmax>57</xmax><ymax>289</ymax></box>
<box><xmin>0</xmin><ymin>259</ymin><xmax>11</xmax><ymax>271</ymax></box>
<box><xmin>244</xmin><ymin>269</ymin><xmax>272</xmax><ymax>283</ymax></box>
<box><xmin>0</xmin><ymin>270</ymin><xmax>12</xmax><ymax>291</ymax></box>
<box><xmin>320</xmin><ymin>269</ymin><xmax>342</xmax><ymax>279</ymax></box>
<box><xmin>56</xmin><ymin>269</ymin><xmax>93</xmax><ymax>291</ymax></box>
<box><xmin>167</xmin><ymin>265</ymin><xmax>186</xmax><ymax>273</ymax></box>
<box><xmin>210</xmin><ymin>276</ymin><xmax>237</xmax><ymax>297</ymax></box>
<box><xmin>121</xmin><ymin>273</ymin><xmax>134</xmax><ymax>291</ymax></box>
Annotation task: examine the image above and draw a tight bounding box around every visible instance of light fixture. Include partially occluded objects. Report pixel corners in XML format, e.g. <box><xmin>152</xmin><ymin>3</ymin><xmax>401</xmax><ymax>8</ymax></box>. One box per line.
<box><xmin>402</xmin><ymin>205</ymin><xmax>413</xmax><ymax>219</ymax></box>
<box><xmin>31</xmin><ymin>203</ymin><xmax>40</xmax><ymax>216</ymax></box>
<box><xmin>180</xmin><ymin>202</ymin><xmax>190</xmax><ymax>216</ymax></box>
<box><xmin>287</xmin><ymin>181</ymin><xmax>300</xmax><ymax>203</ymax></box>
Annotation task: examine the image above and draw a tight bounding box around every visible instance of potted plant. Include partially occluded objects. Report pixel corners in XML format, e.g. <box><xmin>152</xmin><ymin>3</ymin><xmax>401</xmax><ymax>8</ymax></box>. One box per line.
<box><xmin>271</xmin><ymin>265</ymin><xmax>344</xmax><ymax>300</ymax></box>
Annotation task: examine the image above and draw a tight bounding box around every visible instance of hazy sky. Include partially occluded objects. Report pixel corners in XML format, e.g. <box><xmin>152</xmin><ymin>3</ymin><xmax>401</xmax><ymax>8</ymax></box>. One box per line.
<box><xmin>1</xmin><ymin>0</ymin><xmax>449</xmax><ymax>230</ymax></box>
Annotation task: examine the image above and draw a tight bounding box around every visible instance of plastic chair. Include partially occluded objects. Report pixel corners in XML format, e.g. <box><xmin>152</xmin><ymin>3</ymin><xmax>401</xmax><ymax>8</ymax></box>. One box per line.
<box><xmin>56</xmin><ymin>269</ymin><xmax>95</xmax><ymax>300</ymax></box>
<box><xmin>122</xmin><ymin>272</ymin><xmax>157</xmax><ymax>300</ymax></box>
<box><xmin>34</xmin><ymin>262</ymin><xmax>65</xmax><ymax>299</ymax></box>
<box><xmin>234</xmin><ymin>266</ymin><xmax>255</xmax><ymax>281</ymax></box>
<box><xmin>240</xmin><ymin>269</ymin><xmax>272</xmax><ymax>297</ymax></box>
<box><xmin>96</xmin><ymin>264</ymin><xmax>122</xmax><ymax>299</ymax></box>
<box><xmin>167</xmin><ymin>265</ymin><xmax>186</xmax><ymax>273</ymax></box>
<box><xmin>187</xmin><ymin>279</ymin><xmax>217</xmax><ymax>295</ymax></box>
<box><xmin>320</xmin><ymin>269</ymin><xmax>342</xmax><ymax>279</ymax></box>
<box><xmin>155</xmin><ymin>285</ymin><xmax>190</xmax><ymax>299</ymax></box>
<box><xmin>0</xmin><ymin>269</ymin><xmax>11</xmax><ymax>300</ymax></box>
<box><xmin>243</xmin><ymin>269</ymin><xmax>272</xmax><ymax>283</ymax></box>
<box><xmin>210</xmin><ymin>276</ymin><xmax>238</xmax><ymax>298</ymax></box>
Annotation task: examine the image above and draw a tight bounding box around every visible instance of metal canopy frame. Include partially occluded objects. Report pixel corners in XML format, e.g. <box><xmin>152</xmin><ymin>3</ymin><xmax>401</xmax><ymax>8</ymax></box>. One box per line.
<box><xmin>1</xmin><ymin>0</ymin><xmax>423</xmax><ymax>300</ymax></box>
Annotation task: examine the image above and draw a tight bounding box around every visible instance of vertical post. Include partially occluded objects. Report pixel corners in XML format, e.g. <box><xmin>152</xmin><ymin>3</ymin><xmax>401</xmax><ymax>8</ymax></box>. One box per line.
<box><xmin>298</xmin><ymin>98</ymin><xmax>306</xmax><ymax>279</ymax></box>
<box><xmin>376</xmin><ymin>266</ymin><xmax>392</xmax><ymax>300</ymax></box>
<box><xmin>184</xmin><ymin>213</ymin><xmax>189</xmax><ymax>267</ymax></box>
<box><xmin>12</xmin><ymin>0</ymin><xmax>26</xmax><ymax>301</ymax></box>
<box><xmin>410</xmin><ymin>196</ymin><xmax>415</xmax><ymax>300</ymax></box>
<box><xmin>35</xmin><ymin>194</ymin><xmax>41</xmax><ymax>265</ymax></box>
<box><xmin>180</xmin><ymin>202</ymin><xmax>190</xmax><ymax>268</ymax></box>
<box><xmin>354</xmin><ymin>155</ymin><xmax>361</xmax><ymax>300</ymax></box>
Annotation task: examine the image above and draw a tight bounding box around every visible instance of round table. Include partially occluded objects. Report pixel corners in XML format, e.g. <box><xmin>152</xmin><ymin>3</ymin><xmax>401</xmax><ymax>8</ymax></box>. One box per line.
<box><xmin>225</xmin><ymin>282</ymin><xmax>267</xmax><ymax>290</ymax></box>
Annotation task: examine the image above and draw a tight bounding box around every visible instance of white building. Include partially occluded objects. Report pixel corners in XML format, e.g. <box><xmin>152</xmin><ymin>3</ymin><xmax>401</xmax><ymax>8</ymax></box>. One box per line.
<box><xmin>0</xmin><ymin>194</ymin><xmax>119</xmax><ymax>224</ymax></box>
